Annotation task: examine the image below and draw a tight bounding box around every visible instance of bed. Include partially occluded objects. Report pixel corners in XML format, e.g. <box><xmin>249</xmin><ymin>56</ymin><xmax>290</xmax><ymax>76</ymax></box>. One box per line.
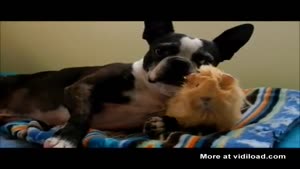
<box><xmin>0</xmin><ymin>73</ymin><xmax>299</xmax><ymax>148</ymax></box>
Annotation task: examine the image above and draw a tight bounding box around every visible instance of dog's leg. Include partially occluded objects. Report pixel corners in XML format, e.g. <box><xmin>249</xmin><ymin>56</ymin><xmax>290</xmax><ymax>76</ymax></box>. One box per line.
<box><xmin>44</xmin><ymin>82</ymin><xmax>93</xmax><ymax>148</ymax></box>
<box><xmin>143</xmin><ymin>115</ymin><xmax>219</xmax><ymax>140</ymax></box>
<box><xmin>44</xmin><ymin>63</ymin><xmax>131</xmax><ymax>148</ymax></box>
<box><xmin>143</xmin><ymin>115</ymin><xmax>180</xmax><ymax>139</ymax></box>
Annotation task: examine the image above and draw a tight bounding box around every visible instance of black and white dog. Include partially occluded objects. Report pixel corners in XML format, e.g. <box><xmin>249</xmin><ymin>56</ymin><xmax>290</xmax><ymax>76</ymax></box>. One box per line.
<box><xmin>0</xmin><ymin>21</ymin><xmax>254</xmax><ymax>148</ymax></box>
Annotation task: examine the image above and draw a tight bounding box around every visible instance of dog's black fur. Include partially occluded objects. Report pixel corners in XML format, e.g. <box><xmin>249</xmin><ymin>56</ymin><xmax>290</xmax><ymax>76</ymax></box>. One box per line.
<box><xmin>0</xmin><ymin>21</ymin><xmax>254</xmax><ymax>148</ymax></box>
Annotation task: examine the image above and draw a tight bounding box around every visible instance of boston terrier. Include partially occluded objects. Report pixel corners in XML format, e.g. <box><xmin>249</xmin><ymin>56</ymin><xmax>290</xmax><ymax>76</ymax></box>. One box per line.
<box><xmin>0</xmin><ymin>21</ymin><xmax>254</xmax><ymax>148</ymax></box>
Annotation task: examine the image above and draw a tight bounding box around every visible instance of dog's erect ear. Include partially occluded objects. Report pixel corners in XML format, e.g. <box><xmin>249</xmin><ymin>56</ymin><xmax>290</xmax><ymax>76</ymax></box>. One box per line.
<box><xmin>143</xmin><ymin>21</ymin><xmax>174</xmax><ymax>44</ymax></box>
<box><xmin>213</xmin><ymin>23</ymin><xmax>254</xmax><ymax>62</ymax></box>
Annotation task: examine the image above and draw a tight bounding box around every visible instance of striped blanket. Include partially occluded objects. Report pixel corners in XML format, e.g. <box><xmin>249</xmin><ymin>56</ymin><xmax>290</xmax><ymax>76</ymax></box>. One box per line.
<box><xmin>0</xmin><ymin>87</ymin><xmax>299</xmax><ymax>148</ymax></box>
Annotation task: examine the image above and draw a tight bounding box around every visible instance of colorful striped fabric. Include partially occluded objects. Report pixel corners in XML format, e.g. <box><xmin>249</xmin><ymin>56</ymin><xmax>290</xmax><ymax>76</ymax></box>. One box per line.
<box><xmin>0</xmin><ymin>87</ymin><xmax>299</xmax><ymax>148</ymax></box>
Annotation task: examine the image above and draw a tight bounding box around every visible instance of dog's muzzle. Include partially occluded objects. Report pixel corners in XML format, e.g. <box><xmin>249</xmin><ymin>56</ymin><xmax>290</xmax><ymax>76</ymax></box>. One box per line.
<box><xmin>148</xmin><ymin>58</ymin><xmax>195</xmax><ymax>85</ymax></box>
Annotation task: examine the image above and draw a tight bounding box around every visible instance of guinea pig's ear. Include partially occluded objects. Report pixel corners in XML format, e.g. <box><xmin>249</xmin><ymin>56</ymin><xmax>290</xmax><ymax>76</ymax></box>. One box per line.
<box><xmin>185</xmin><ymin>73</ymin><xmax>198</xmax><ymax>81</ymax></box>
<box><xmin>220</xmin><ymin>73</ymin><xmax>235</xmax><ymax>89</ymax></box>
<box><xmin>184</xmin><ymin>73</ymin><xmax>200</xmax><ymax>88</ymax></box>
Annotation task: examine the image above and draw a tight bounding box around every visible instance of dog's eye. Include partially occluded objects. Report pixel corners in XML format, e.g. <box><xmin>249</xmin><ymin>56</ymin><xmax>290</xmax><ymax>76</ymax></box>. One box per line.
<box><xmin>193</xmin><ymin>54</ymin><xmax>214</xmax><ymax>66</ymax></box>
<box><xmin>154</xmin><ymin>44</ymin><xmax>179</xmax><ymax>57</ymax></box>
<box><xmin>200</xmin><ymin>60</ymin><xmax>210</xmax><ymax>65</ymax></box>
<box><xmin>155</xmin><ymin>48</ymin><xmax>172</xmax><ymax>57</ymax></box>
<box><xmin>155</xmin><ymin>48</ymin><xmax>165</xmax><ymax>56</ymax></box>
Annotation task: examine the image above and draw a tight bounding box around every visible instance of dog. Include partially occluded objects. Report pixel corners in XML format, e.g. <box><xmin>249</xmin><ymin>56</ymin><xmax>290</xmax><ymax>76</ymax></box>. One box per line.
<box><xmin>0</xmin><ymin>21</ymin><xmax>254</xmax><ymax>148</ymax></box>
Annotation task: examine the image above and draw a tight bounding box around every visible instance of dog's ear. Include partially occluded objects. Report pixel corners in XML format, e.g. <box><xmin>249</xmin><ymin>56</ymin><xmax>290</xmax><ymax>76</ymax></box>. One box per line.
<box><xmin>213</xmin><ymin>23</ymin><xmax>254</xmax><ymax>62</ymax></box>
<box><xmin>143</xmin><ymin>21</ymin><xmax>174</xmax><ymax>44</ymax></box>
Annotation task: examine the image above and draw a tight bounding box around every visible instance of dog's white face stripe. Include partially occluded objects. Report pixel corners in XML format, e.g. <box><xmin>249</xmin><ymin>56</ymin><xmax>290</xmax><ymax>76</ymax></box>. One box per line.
<box><xmin>179</xmin><ymin>37</ymin><xmax>203</xmax><ymax>58</ymax></box>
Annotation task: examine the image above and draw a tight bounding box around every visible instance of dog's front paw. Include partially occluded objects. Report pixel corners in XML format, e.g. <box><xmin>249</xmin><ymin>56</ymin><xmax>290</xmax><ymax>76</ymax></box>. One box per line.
<box><xmin>143</xmin><ymin>116</ymin><xmax>166</xmax><ymax>138</ymax></box>
<box><xmin>44</xmin><ymin>137</ymin><xmax>76</xmax><ymax>148</ymax></box>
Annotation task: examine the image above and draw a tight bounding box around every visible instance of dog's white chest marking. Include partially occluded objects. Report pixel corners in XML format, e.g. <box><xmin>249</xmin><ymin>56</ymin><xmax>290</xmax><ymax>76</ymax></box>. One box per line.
<box><xmin>179</xmin><ymin>37</ymin><xmax>203</xmax><ymax>58</ymax></box>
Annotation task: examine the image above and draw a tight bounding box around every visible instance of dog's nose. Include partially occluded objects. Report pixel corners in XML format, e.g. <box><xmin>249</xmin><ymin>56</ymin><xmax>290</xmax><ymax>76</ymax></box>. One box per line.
<box><xmin>169</xmin><ymin>59</ymin><xmax>191</xmax><ymax>70</ymax></box>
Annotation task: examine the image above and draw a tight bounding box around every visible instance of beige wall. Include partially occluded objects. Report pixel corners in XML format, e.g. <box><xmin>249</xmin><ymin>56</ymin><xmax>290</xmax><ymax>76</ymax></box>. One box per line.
<box><xmin>0</xmin><ymin>21</ymin><xmax>299</xmax><ymax>90</ymax></box>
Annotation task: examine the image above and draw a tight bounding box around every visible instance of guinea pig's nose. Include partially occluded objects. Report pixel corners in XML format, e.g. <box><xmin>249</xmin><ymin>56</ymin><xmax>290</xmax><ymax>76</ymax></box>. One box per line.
<box><xmin>201</xmin><ymin>97</ymin><xmax>211</xmax><ymax>103</ymax></box>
